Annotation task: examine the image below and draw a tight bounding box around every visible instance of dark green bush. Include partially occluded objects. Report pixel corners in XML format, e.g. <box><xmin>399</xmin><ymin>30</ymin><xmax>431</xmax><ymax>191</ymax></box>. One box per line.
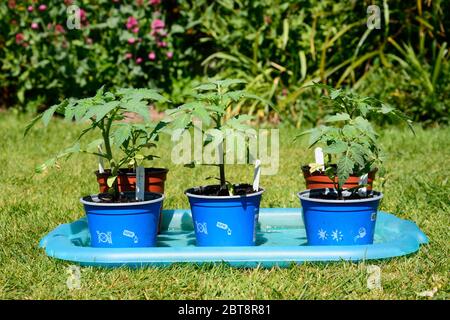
<box><xmin>1</xmin><ymin>0</ymin><xmax>448</xmax><ymax>125</ymax></box>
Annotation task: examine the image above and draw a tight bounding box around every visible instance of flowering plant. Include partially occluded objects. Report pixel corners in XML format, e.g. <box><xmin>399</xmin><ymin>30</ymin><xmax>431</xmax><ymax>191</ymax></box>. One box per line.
<box><xmin>0</xmin><ymin>0</ymin><xmax>178</xmax><ymax>109</ymax></box>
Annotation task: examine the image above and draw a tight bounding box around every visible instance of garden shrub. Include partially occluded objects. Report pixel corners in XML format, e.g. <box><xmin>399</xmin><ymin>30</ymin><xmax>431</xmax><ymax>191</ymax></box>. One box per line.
<box><xmin>0</xmin><ymin>0</ymin><xmax>448</xmax><ymax>125</ymax></box>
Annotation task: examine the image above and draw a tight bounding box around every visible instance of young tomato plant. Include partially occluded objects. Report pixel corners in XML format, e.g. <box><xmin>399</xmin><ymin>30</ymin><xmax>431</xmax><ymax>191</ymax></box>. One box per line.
<box><xmin>163</xmin><ymin>79</ymin><xmax>266</xmax><ymax>195</ymax></box>
<box><xmin>299</xmin><ymin>83</ymin><xmax>413</xmax><ymax>199</ymax></box>
<box><xmin>25</xmin><ymin>87</ymin><xmax>167</xmax><ymax>199</ymax></box>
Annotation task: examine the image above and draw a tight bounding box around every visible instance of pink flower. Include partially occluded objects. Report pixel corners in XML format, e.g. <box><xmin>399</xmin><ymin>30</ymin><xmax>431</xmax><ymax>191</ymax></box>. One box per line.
<box><xmin>149</xmin><ymin>0</ymin><xmax>161</xmax><ymax>5</ymax></box>
<box><xmin>15</xmin><ymin>33</ymin><xmax>24</xmax><ymax>44</ymax></box>
<box><xmin>136</xmin><ymin>57</ymin><xmax>143</xmax><ymax>64</ymax></box>
<box><xmin>125</xmin><ymin>53</ymin><xmax>133</xmax><ymax>59</ymax></box>
<box><xmin>78</xmin><ymin>9</ymin><xmax>87</xmax><ymax>22</ymax></box>
<box><xmin>127</xmin><ymin>37</ymin><xmax>136</xmax><ymax>44</ymax></box>
<box><xmin>151</xmin><ymin>19</ymin><xmax>165</xmax><ymax>30</ymax></box>
<box><xmin>132</xmin><ymin>27</ymin><xmax>139</xmax><ymax>34</ymax></box>
<box><xmin>157</xmin><ymin>41</ymin><xmax>167</xmax><ymax>48</ymax></box>
<box><xmin>166</xmin><ymin>51</ymin><xmax>173</xmax><ymax>59</ymax></box>
<box><xmin>148</xmin><ymin>52</ymin><xmax>156</xmax><ymax>60</ymax></box>
<box><xmin>27</xmin><ymin>5</ymin><xmax>34</xmax><ymax>12</ymax></box>
<box><xmin>38</xmin><ymin>4</ymin><xmax>47</xmax><ymax>11</ymax></box>
<box><xmin>126</xmin><ymin>16</ymin><xmax>138</xmax><ymax>30</ymax></box>
<box><xmin>31</xmin><ymin>22</ymin><xmax>39</xmax><ymax>30</ymax></box>
<box><xmin>86</xmin><ymin>37</ymin><xmax>93</xmax><ymax>45</ymax></box>
<box><xmin>55</xmin><ymin>24</ymin><xmax>65</xmax><ymax>33</ymax></box>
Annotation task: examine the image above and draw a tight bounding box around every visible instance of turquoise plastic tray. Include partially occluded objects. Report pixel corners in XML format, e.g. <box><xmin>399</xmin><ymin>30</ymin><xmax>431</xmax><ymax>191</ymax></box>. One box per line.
<box><xmin>39</xmin><ymin>208</ymin><xmax>428</xmax><ymax>268</ymax></box>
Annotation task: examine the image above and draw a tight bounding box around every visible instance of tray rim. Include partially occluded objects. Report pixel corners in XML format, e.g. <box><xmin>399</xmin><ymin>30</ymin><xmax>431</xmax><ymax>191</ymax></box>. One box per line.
<box><xmin>39</xmin><ymin>208</ymin><xmax>428</xmax><ymax>268</ymax></box>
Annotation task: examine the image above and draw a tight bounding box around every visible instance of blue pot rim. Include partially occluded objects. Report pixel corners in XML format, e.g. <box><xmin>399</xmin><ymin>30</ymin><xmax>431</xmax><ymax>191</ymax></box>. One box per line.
<box><xmin>80</xmin><ymin>192</ymin><xmax>164</xmax><ymax>207</ymax></box>
<box><xmin>185</xmin><ymin>187</ymin><xmax>265</xmax><ymax>200</ymax></box>
<box><xmin>297</xmin><ymin>189</ymin><xmax>383</xmax><ymax>204</ymax></box>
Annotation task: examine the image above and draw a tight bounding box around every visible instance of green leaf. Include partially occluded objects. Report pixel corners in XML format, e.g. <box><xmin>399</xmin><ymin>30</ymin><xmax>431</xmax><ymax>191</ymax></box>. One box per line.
<box><xmin>342</xmin><ymin>125</ymin><xmax>358</xmax><ymax>138</ymax></box>
<box><xmin>107</xmin><ymin>175</ymin><xmax>117</xmax><ymax>188</ymax></box>
<box><xmin>122</xmin><ymin>99</ymin><xmax>150</xmax><ymax>122</ymax></box>
<box><xmin>117</xmin><ymin>88</ymin><xmax>166</xmax><ymax>102</ymax></box>
<box><xmin>112</xmin><ymin>124</ymin><xmax>132</xmax><ymax>147</ymax></box>
<box><xmin>323</xmin><ymin>141</ymin><xmax>348</xmax><ymax>154</ymax></box>
<box><xmin>349</xmin><ymin>143</ymin><xmax>366</xmax><ymax>167</ymax></box>
<box><xmin>337</xmin><ymin>156</ymin><xmax>354</xmax><ymax>188</ymax></box>
<box><xmin>330</xmin><ymin>89</ymin><xmax>343</xmax><ymax>100</ymax></box>
<box><xmin>194</xmin><ymin>83</ymin><xmax>216</xmax><ymax>91</ymax></box>
<box><xmin>193</xmin><ymin>107</ymin><xmax>211</xmax><ymax>126</ymax></box>
<box><xmin>81</xmin><ymin>101</ymin><xmax>120</xmax><ymax>122</ymax></box>
<box><xmin>324</xmin><ymin>112</ymin><xmax>350</xmax><ymax>123</ymax></box>
<box><xmin>24</xmin><ymin>114</ymin><xmax>42</xmax><ymax>136</ymax></box>
<box><xmin>41</xmin><ymin>103</ymin><xmax>62</xmax><ymax>127</ymax></box>
<box><xmin>86</xmin><ymin>139</ymin><xmax>104</xmax><ymax>152</ymax></box>
<box><xmin>380</xmin><ymin>104</ymin><xmax>395</xmax><ymax>114</ymax></box>
<box><xmin>172</xmin><ymin>113</ymin><xmax>192</xmax><ymax>130</ymax></box>
<box><xmin>211</xmin><ymin>79</ymin><xmax>246</xmax><ymax>88</ymax></box>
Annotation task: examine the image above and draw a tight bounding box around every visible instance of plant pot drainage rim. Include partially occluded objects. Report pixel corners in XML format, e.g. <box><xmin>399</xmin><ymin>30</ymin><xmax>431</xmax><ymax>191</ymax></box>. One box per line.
<box><xmin>298</xmin><ymin>189</ymin><xmax>383</xmax><ymax>204</ymax></box>
<box><xmin>185</xmin><ymin>187</ymin><xmax>265</xmax><ymax>200</ymax></box>
<box><xmin>80</xmin><ymin>192</ymin><xmax>164</xmax><ymax>207</ymax></box>
<box><xmin>301</xmin><ymin>165</ymin><xmax>378</xmax><ymax>175</ymax></box>
<box><xmin>94</xmin><ymin>167</ymin><xmax>169</xmax><ymax>176</ymax></box>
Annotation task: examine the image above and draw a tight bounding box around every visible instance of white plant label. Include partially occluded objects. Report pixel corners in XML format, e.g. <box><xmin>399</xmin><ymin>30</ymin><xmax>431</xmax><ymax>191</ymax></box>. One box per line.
<box><xmin>359</xmin><ymin>173</ymin><xmax>368</xmax><ymax>185</ymax></box>
<box><xmin>97</xmin><ymin>145</ymin><xmax>104</xmax><ymax>174</ymax></box>
<box><xmin>136</xmin><ymin>166</ymin><xmax>145</xmax><ymax>201</ymax></box>
<box><xmin>253</xmin><ymin>159</ymin><xmax>261</xmax><ymax>191</ymax></box>
<box><xmin>358</xmin><ymin>173</ymin><xmax>368</xmax><ymax>197</ymax></box>
<box><xmin>314</xmin><ymin>147</ymin><xmax>324</xmax><ymax>171</ymax></box>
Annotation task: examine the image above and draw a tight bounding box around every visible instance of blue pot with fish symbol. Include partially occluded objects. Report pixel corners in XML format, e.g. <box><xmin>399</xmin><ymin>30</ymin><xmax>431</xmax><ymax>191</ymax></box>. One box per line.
<box><xmin>80</xmin><ymin>192</ymin><xmax>164</xmax><ymax>248</ymax></box>
<box><xmin>185</xmin><ymin>186</ymin><xmax>264</xmax><ymax>246</ymax></box>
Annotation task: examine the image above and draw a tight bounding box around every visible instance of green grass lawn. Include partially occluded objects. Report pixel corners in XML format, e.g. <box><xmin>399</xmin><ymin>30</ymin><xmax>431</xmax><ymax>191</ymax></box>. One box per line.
<box><xmin>0</xmin><ymin>111</ymin><xmax>448</xmax><ymax>300</ymax></box>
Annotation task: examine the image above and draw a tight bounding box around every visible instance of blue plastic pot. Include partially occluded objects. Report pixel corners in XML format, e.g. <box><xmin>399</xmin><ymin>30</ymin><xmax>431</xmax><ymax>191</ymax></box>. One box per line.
<box><xmin>80</xmin><ymin>192</ymin><xmax>164</xmax><ymax>248</ymax></box>
<box><xmin>298</xmin><ymin>189</ymin><xmax>383</xmax><ymax>245</ymax></box>
<box><xmin>185</xmin><ymin>187</ymin><xmax>265</xmax><ymax>246</ymax></box>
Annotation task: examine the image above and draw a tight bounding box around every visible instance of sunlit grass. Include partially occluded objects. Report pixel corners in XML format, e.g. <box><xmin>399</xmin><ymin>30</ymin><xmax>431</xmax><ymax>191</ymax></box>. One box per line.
<box><xmin>0</xmin><ymin>111</ymin><xmax>448</xmax><ymax>299</ymax></box>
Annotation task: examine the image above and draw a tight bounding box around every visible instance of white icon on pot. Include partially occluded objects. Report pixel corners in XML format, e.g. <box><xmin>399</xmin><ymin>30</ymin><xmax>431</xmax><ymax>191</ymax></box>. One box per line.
<box><xmin>371</xmin><ymin>212</ymin><xmax>377</xmax><ymax>221</ymax></box>
<box><xmin>97</xmin><ymin>231</ymin><xmax>112</xmax><ymax>244</ymax></box>
<box><xmin>317</xmin><ymin>228</ymin><xmax>328</xmax><ymax>240</ymax></box>
<box><xmin>123</xmin><ymin>230</ymin><xmax>139</xmax><ymax>243</ymax></box>
<box><xmin>216</xmin><ymin>221</ymin><xmax>232</xmax><ymax>236</ymax></box>
<box><xmin>196</xmin><ymin>222</ymin><xmax>208</xmax><ymax>235</ymax></box>
<box><xmin>331</xmin><ymin>229</ymin><xmax>343</xmax><ymax>242</ymax></box>
<box><xmin>354</xmin><ymin>227</ymin><xmax>367</xmax><ymax>242</ymax></box>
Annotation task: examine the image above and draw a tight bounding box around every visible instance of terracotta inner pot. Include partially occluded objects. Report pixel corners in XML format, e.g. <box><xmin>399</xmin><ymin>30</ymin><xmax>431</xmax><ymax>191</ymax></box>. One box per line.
<box><xmin>95</xmin><ymin>168</ymin><xmax>168</xmax><ymax>194</ymax></box>
<box><xmin>301</xmin><ymin>165</ymin><xmax>376</xmax><ymax>190</ymax></box>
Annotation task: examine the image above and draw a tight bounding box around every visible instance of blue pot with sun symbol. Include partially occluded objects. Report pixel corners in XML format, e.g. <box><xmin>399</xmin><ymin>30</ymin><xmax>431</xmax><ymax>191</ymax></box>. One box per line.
<box><xmin>297</xmin><ymin>189</ymin><xmax>383</xmax><ymax>245</ymax></box>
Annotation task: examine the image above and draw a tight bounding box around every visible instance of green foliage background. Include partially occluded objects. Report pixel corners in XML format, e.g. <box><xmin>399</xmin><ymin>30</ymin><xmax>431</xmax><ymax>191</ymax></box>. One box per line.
<box><xmin>1</xmin><ymin>0</ymin><xmax>448</xmax><ymax>125</ymax></box>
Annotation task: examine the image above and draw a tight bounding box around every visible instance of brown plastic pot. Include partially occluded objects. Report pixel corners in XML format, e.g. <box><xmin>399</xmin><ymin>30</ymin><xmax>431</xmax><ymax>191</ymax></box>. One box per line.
<box><xmin>301</xmin><ymin>165</ymin><xmax>376</xmax><ymax>190</ymax></box>
<box><xmin>95</xmin><ymin>168</ymin><xmax>168</xmax><ymax>194</ymax></box>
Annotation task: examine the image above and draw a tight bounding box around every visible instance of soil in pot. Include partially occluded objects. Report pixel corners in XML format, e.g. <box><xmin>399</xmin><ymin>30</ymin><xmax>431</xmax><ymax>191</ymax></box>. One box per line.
<box><xmin>187</xmin><ymin>183</ymin><xmax>262</xmax><ymax>197</ymax></box>
<box><xmin>301</xmin><ymin>165</ymin><xmax>376</xmax><ymax>190</ymax></box>
<box><xmin>308</xmin><ymin>188</ymin><xmax>375</xmax><ymax>201</ymax></box>
<box><xmin>85</xmin><ymin>192</ymin><xmax>162</xmax><ymax>204</ymax></box>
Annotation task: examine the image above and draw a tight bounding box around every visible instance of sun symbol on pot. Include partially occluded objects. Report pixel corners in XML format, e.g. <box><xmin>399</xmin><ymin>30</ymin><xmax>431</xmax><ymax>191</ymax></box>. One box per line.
<box><xmin>317</xmin><ymin>228</ymin><xmax>327</xmax><ymax>240</ymax></box>
<box><xmin>331</xmin><ymin>229</ymin><xmax>343</xmax><ymax>242</ymax></box>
